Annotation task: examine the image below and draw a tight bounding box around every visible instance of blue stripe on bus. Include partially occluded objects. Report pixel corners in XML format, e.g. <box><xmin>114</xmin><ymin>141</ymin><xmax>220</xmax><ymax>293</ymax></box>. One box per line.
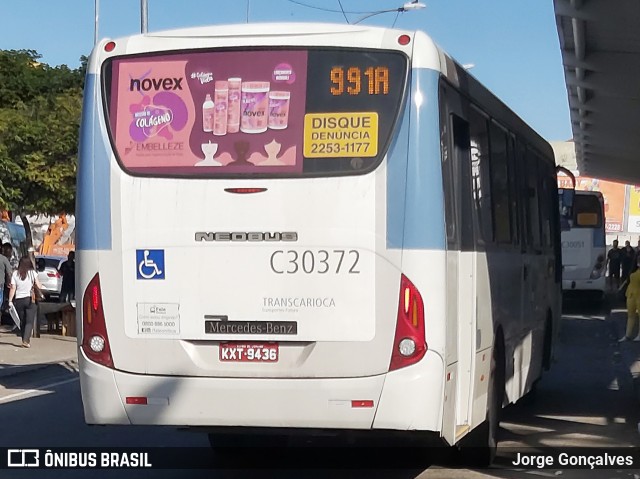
<box><xmin>76</xmin><ymin>73</ymin><xmax>112</xmax><ymax>251</ymax></box>
<box><xmin>387</xmin><ymin>68</ymin><xmax>445</xmax><ymax>250</ymax></box>
<box><xmin>593</xmin><ymin>228</ymin><xmax>605</xmax><ymax>248</ymax></box>
<box><xmin>385</xmin><ymin>82</ymin><xmax>410</xmax><ymax>249</ymax></box>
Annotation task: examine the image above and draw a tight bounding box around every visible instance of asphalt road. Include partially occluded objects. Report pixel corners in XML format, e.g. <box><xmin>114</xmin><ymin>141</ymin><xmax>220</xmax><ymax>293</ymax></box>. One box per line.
<box><xmin>0</xmin><ymin>297</ymin><xmax>639</xmax><ymax>478</ymax></box>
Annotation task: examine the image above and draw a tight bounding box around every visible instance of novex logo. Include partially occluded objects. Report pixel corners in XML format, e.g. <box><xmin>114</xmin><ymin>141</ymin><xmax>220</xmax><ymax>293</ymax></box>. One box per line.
<box><xmin>129</xmin><ymin>77</ymin><xmax>184</xmax><ymax>92</ymax></box>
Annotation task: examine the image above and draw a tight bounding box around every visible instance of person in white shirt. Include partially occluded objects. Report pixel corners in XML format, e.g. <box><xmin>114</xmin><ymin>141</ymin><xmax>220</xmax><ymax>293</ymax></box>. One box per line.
<box><xmin>8</xmin><ymin>256</ymin><xmax>44</xmax><ymax>348</ymax></box>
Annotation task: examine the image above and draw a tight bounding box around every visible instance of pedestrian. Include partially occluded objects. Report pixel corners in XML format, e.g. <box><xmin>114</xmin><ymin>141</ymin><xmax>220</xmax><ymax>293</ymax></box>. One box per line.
<box><xmin>607</xmin><ymin>240</ymin><xmax>623</xmax><ymax>290</ymax></box>
<box><xmin>0</xmin><ymin>243</ymin><xmax>12</xmax><ymax>316</ymax></box>
<box><xmin>8</xmin><ymin>256</ymin><xmax>44</xmax><ymax>348</ymax></box>
<box><xmin>58</xmin><ymin>251</ymin><xmax>75</xmax><ymax>303</ymax></box>
<box><xmin>619</xmin><ymin>255</ymin><xmax>640</xmax><ymax>342</ymax></box>
<box><xmin>622</xmin><ymin>241</ymin><xmax>636</xmax><ymax>284</ymax></box>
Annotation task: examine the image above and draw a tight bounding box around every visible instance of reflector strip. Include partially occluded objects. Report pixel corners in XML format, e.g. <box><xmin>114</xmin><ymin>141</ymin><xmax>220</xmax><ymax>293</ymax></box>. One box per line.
<box><xmin>125</xmin><ymin>397</ymin><xmax>148</xmax><ymax>405</ymax></box>
<box><xmin>351</xmin><ymin>400</ymin><xmax>374</xmax><ymax>408</ymax></box>
<box><xmin>91</xmin><ymin>285</ymin><xmax>99</xmax><ymax>312</ymax></box>
<box><xmin>224</xmin><ymin>188</ymin><xmax>267</xmax><ymax>194</ymax></box>
<box><xmin>404</xmin><ymin>288</ymin><xmax>410</xmax><ymax>313</ymax></box>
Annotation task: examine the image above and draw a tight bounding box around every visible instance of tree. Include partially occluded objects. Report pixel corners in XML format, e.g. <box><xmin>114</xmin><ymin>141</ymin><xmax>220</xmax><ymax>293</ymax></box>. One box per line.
<box><xmin>0</xmin><ymin>49</ymin><xmax>84</xmax><ymax>248</ymax></box>
<box><xmin>0</xmin><ymin>50</ymin><xmax>83</xmax><ymax>108</ymax></box>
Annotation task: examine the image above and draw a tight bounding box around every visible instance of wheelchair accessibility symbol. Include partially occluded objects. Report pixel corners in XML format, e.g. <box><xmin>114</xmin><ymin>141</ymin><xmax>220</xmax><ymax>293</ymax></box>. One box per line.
<box><xmin>136</xmin><ymin>249</ymin><xmax>165</xmax><ymax>280</ymax></box>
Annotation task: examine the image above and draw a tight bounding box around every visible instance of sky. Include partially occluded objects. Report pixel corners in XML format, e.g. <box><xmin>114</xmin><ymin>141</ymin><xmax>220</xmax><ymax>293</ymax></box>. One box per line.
<box><xmin>1</xmin><ymin>0</ymin><xmax>571</xmax><ymax>142</ymax></box>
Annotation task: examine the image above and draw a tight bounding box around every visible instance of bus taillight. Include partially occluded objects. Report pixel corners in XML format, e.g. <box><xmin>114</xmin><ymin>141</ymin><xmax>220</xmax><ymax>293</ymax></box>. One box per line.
<box><xmin>82</xmin><ymin>273</ymin><xmax>114</xmax><ymax>369</ymax></box>
<box><xmin>389</xmin><ymin>274</ymin><xmax>427</xmax><ymax>371</ymax></box>
<box><xmin>397</xmin><ymin>35</ymin><xmax>411</xmax><ymax>46</ymax></box>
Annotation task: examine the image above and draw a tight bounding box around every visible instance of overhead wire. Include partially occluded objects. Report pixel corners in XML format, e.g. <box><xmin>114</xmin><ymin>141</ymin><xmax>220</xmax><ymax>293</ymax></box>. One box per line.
<box><xmin>286</xmin><ymin>0</ymin><xmax>374</xmax><ymax>15</ymax></box>
<box><xmin>391</xmin><ymin>10</ymin><xmax>401</xmax><ymax>27</ymax></box>
<box><xmin>337</xmin><ymin>0</ymin><xmax>350</xmax><ymax>23</ymax></box>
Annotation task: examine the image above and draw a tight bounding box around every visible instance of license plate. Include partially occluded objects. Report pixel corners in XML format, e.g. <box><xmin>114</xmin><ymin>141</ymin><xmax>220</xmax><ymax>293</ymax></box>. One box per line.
<box><xmin>219</xmin><ymin>343</ymin><xmax>279</xmax><ymax>362</ymax></box>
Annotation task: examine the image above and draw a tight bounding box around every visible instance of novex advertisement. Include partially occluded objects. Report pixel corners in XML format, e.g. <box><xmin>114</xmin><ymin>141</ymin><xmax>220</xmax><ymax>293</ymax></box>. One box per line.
<box><xmin>109</xmin><ymin>51</ymin><xmax>307</xmax><ymax>174</ymax></box>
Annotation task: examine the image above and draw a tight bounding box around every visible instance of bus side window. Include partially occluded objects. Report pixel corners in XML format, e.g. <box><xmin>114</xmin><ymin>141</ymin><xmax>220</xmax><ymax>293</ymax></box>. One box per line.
<box><xmin>439</xmin><ymin>86</ymin><xmax>458</xmax><ymax>249</ymax></box>
<box><xmin>516</xmin><ymin>141</ymin><xmax>530</xmax><ymax>251</ymax></box>
<box><xmin>451</xmin><ymin>114</ymin><xmax>474</xmax><ymax>251</ymax></box>
<box><xmin>469</xmin><ymin>106</ymin><xmax>492</xmax><ymax>246</ymax></box>
<box><xmin>538</xmin><ymin>159</ymin><xmax>553</xmax><ymax>250</ymax></box>
<box><xmin>507</xmin><ymin>133</ymin><xmax>519</xmax><ymax>247</ymax></box>
<box><xmin>558</xmin><ymin>188</ymin><xmax>574</xmax><ymax>231</ymax></box>
<box><xmin>489</xmin><ymin>121</ymin><xmax>511</xmax><ymax>245</ymax></box>
<box><xmin>525</xmin><ymin>149</ymin><xmax>542</xmax><ymax>251</ymax></box>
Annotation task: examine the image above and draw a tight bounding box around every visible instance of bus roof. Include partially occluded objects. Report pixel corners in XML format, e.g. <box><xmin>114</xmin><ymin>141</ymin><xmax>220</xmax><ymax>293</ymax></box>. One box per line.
<box><xmin>143</xmin><ymin>22</ymin><xmax>396</xmax><ymax>38</ymax></box>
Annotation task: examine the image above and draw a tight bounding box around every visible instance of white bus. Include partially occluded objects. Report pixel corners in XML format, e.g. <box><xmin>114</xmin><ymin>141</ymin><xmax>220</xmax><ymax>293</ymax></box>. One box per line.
<box><xmin>77</xmin><ymin>23</ymin><xmax>561</xmax><ymax>463</ymax></box>
<box><xmin>558</xmin><ymin>189</ymin><xmax>606</xmax><ymax>300</ymax></box>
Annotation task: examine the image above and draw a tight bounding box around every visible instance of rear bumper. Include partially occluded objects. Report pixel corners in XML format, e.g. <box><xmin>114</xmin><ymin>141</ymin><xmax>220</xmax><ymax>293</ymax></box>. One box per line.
<box><xmin>79</xmin><ymin>348</ymin><xmax>444</xmax><ymax>432</ymax></box>
<box><xmin>562</xmin><ymin>276</ymin><xmax>605</xmax><ymax>292</ymax></box>
<box><xmin>40</xmin><ymin>283</ymin><xmax>61</xmax><ymax>295</ymax></box>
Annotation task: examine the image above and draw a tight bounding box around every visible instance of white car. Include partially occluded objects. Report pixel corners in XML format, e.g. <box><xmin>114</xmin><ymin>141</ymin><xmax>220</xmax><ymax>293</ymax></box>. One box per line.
<box><xmin>35</xmin><ymin>255</ymin><xmax>65</xmax><ymax>300</ymax></box>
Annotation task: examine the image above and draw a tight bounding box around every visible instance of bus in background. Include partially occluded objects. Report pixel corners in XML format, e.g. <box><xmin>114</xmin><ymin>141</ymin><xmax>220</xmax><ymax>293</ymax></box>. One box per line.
<box><xmin>558</xmin><ymin>189</ymin><xmax>606</xmax><ymax>301</ymax></box>
<box><xmin>77</xmin><ymin>23</ymin><xmax>561</xmax><ymax>464</ymax></box>
<box><xmin>0</xmin><ymin>219</ymin><xmax>27</xmax><ymax>266</ymax></box>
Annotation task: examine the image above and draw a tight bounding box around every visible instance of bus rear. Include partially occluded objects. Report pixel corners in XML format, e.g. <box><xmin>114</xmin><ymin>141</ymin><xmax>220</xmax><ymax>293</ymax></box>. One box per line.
<box><xmin>560</xmin><ymin>191</ymin><xmax>606</xmax><ymax>299</ymax></box>
<box><xmin>77</xmin><ymin>24</ymin><xmax>448</xmax><ymax>435</ymax></box>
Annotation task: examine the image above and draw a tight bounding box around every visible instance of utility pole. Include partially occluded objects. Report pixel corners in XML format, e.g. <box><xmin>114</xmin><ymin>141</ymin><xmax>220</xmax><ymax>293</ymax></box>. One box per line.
<box><xmin>94</xmin><ymin>0</ymin><xmax>99</xmax><ymax>44</ymax></box>
<box><xmin>141</xmin><ymin>0</ymin><xmax>148</xmax><ymax>34</ymax></box>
